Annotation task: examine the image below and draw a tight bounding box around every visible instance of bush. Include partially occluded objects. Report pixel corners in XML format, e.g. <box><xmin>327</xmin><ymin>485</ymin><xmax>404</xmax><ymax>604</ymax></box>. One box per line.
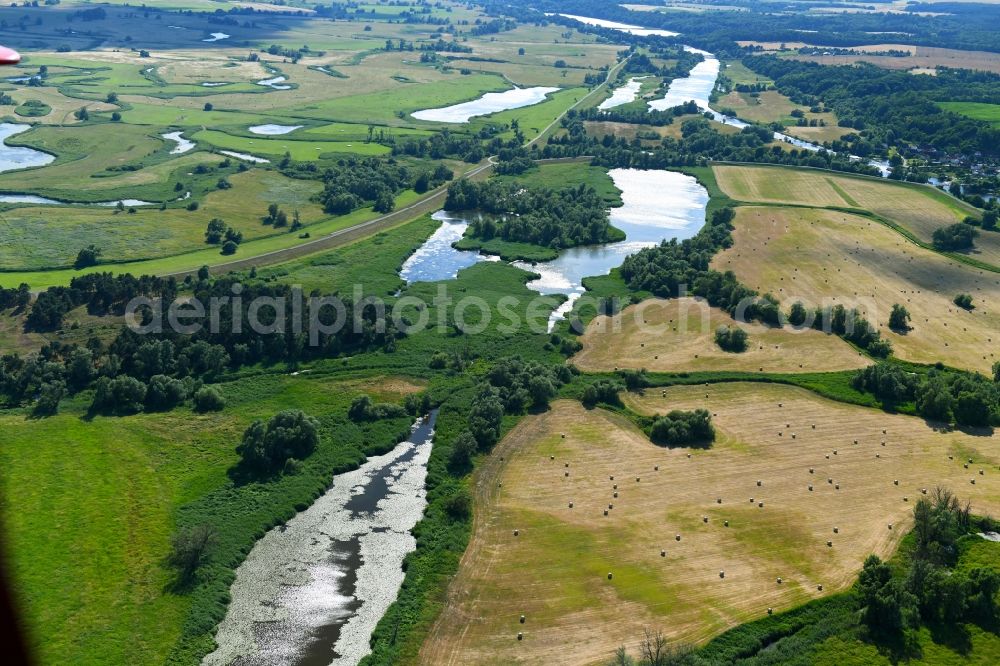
<box><xmin>954</xmin><ymin>293</ymin><xmax>974</xmax><ymax>310</ymax></box>
<box><xmin>168</xmin><ymin>524</ymin><xmax>218</xmax><ymax>584</ymax></box>
<box><xmin>91</xmin><ymin>375</ymin><xmax>147</xmax><ymax>414</ymax></box>
<box><xmin>193</xmin><ymin>386</ymin><xmax>226</xmax><ymax>412</ymax></box>
<box><xmin>582</xmin><ymin>379</ymin><xmax>623</xmax><ymax>407</ymax></box>
<box><xmin>74</xmin><ymin>244</ymin><xmax>102</xmax><ymax>269</ymax></box>
<box><xmin>649</xmin><ymin>409</ymin><xmax>715</xmax><ymax>447</ymax></box>
<box><xmin>888</xmin><ymin>303</ymin><xmax>911</xmax><ymax>331</ymax></box>
<box><xmin>348</xmin><ymin>394</ymin><xmax>406</xmax><ymax>421</ymax></box>
<box><xmin>237</xmin><ymin>409</ymin><xmax>320</xmax><ymax>472</ymax></box>
<box><xmin>714</xmin><ymin>325</ymin><xmax>749</xmax><ymax>352</ymax></box>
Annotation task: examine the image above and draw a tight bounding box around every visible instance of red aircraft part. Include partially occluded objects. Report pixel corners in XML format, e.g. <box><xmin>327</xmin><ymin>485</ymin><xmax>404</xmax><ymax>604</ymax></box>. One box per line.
<box><xmin>0</xmin><ymin>46</ymin><xmax>21</xmax><ymax>66</ymax></box>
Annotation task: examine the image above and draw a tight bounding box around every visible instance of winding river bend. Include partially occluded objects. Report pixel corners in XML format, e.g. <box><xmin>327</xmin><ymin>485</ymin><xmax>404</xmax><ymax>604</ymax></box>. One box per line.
<box><xmin>205</xmin><ymin>413</ymin><xmax>437</xmax><ymax>666</ymax></box>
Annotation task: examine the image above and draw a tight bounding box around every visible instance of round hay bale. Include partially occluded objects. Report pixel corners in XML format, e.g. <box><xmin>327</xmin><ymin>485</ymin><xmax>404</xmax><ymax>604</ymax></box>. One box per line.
<box><xmin>564</xmin><ymin>471</ymin><xmax>569</xmax><ymax>477</ymax></box>
<box><xmin>687</xmin><ymin>453</ymin><xmax>692</xmax><ymax>459</ymax></box>
<box><xmin>613</xmin><ymin>484</ymin><xmax>618</xmax><ymax>490</ymax></box>
<box><xmin>514</xmin><ymin>529</ymin><xmax>519</xmax><ymax>536</ymax></box>
<box><xmin>719</xmin><ymin>570</ymin><xmax>725</xmax><ymax>579</ymax></box>
<box><xmin>833</xmin><ymin>449</ymin><xmax>838</xmax><ymax>455</ymax></box>
<box><xmin>568</xmin><ymin>501</ymin><xmax>574</xmax><ymax>508</ymax></box>
<box><xmin>499</xmin><ymin>482</ymin><xmax>503</xmax><ymax>488</ymax></box>
<box><xmin>750</xmin><ymin>497</ymin><xmax>755</xmax><ymax>503</ymax></box>
<box><xmin>636</xmin><ymin>477</ymin><xmax>641</xmax><ymax>483</ymax></box>
<box><xmin>610</xmin><ymin>475</ymin><xmax>615</xmax><ymax>481</ymax></box>
<box><xmin>675</xmin><ymin>534</ymin><xmax>682</xmax><ymax>541</ymax></box>
<box><xmin>922</xmin><ymin>488</ymin><xmax>927</xmax><ymax>494</ymax></box>
<box><xmin>613</xmin><ymin>492</ymin><xmax>618</xmax><ymax>498</ymax></box>
<box><xmin>809</xmin><ymin>468</ymin><xmax>814</xmax><ymax>474</ymax></box>
<box><xmin>609</xmin><ymin>503</ymin><xmax>613</xmax><ymax>509</ymax></box>
<box><xmin>661</xmin><ymin>549</ymin><xmax>666</xmax><ymax>557</ymax></box>
<box><xmin>703</xmin><ymin>516</ymin><xmax>709</xmax><ymax>523</ymax></box>
<box><xmin>717</xmin><ymin>498</ymin><xmax>723</xmax><ymax>504</ymax></box>
<box><xmin>758</xmin><ymin>501</ymin><xmax>764</xmax><ymax>508</ymax></box>
<box><xmin>565</xmin><ymin>463</ymin><xmax>569</xmax><ymax>468</ymax></box>
<box><xmin>828</xmin><ymin>478</ymin><xmax>833</xmax><ymax>484</ymax></box>
<box><xmin>808</xmin><ymin>484</ymin><xmax>813</xmax><ymax>491</ymax></box>
<box><xmin>971</xmin><ymin>478</ymin><xmax>977</xmax><ymax>485</ymax></box>
<box><xmin>818</xmin><ymin>584</ymin><xmax>824</xmax><ymax>591</ymax></box>
<box><xmin>980</xmin><ymin>470</ymin><xmax>985</xmax><ymax>476</ymax></box>
<box><xmin>520</xmin><ymin>615</ymin><xmax>526</xmax><ymax>624</ymax></box>
<box><xmin>608</xmin><ymin>572</ymin><xmax>613</xmax><ymax>580</ymax></box>
<box><xmin>792</xmin><ymin>433</ymin><xmax>796</xmax><ymax>439</ymax></box>
<box><xmin>833</xmin><ymin>527</ymin><xmax>839</xmax><ymax>533</ymax></box>
<box><xmin>812</xmin><ymin>424</ymin><xmax>816</xmax><ymax>429</ymax></box>
<box><xmin>853</xmin><ymin>439</ymin><xmax>858</xmax><ymax>445</ymax></box>
<box><xmin>757</xmin><ymin>480</ymin><xmax>762</xmax><ymax>487</ymax></box>
<box><xmin>550</xmin><ymin>455</ymin><xmax>554</xmax><ymax>461</ymax></box>
<box><xmin>965</xmin><ymin>463</ymin><xmax>970</xmax><ymax>469</ymax></box>
<box><xmin>777</xmin><ymin>577</ymin><xmax>783</xmax><ymax>584</ymax></box>
<box><xmin>604</xmin><ymin>510</ymin><xmax>608</xmax><ymax>516</ymax></box>
<box><xmin>894</xmin><ymin>479</ymin><xmax>898</xmax><ymax>485</ymax></box>
<box><xmin>825</xmin><ymin>454</ymin><xmax>830</xmax><ymax>459</ymax></box>
<box><xmin>876</xmin><ymin>453</ymin><xmax>880</xmax><ymax>459</ymax></box>
<box><xmin>888</xmin><ymin>523</ymin><xmax>893</xmax><ymax>530</ymax></box>
<box><xmin>835</xmin><ymin>483</ymin><xmax>840</xmax><ymax>490</ymax></box>
<box><xmin>767</xmin><ymin>608</ymin><xmax>773</xmax><ymax>615</ymax></box>
<box><xmin>517</xmin><ymin>632</ymin><xmax>523</xmax><ymax>641</ymax></box>
<box><xmin>654</xmin><ymin>465</ymin><xmax>659</xmax><ymax>471</ymax></box>
<box><xmin>724</xmin><ymin>520</ymin><xmax>730</xmax><ymax>527</ymax></box>
<box><xmin>827</xmin><ymin>541</ymin><xmax>833</xmax><ymax>547</ymax></box>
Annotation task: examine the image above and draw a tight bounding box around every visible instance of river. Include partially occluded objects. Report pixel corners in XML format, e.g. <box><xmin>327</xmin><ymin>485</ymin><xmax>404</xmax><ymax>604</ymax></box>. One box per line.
<box><xmin>205</xmin><ymin>412</ymin><xmax>437</xmax><ymax>666</ymax></box>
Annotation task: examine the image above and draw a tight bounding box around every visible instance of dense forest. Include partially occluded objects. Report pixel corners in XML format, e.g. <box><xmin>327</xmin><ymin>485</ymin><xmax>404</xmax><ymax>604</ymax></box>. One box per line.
<box><xmin>743</xmin><ymin>56</ymin><xmax>1000</xmax><ymax>157</ymax></box>
<box><xmin>493</xmin><ymin>0</ymin><xmax>1000</xmax><ymax>54</ymax></box>
<box><xmin>444</xmin><ymin>179</ymin><xmax>621</xmax><ymax>250</ymax></box>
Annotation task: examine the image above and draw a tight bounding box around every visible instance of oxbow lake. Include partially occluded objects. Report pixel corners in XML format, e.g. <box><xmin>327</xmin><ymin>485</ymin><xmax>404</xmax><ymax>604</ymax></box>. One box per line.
<box><xmin>401</xmin><ymin>169</ymin><xmax>710</xmax><ymax>331</ymax></box>
<box><xmin>205</xmin><ymin>413</ymin><xmax>437</xmax><ymax>666</ymax></box>
<box><xmin>248</xmin><ymin>124</ymin><xmax>303</xmax><ymax>136</ymax></box>
<box><xmin>411</xmin><ymin>86</ymin><xmax>559</xmax><ymax>123</ymax></box>
<box><xmin>0</xmin><ymin>123</ymin><xmax>55</xmax><ymax>173</ymax></box>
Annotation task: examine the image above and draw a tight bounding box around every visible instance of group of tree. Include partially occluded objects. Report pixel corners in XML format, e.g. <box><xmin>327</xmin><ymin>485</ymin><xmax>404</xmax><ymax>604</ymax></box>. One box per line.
<box><xmin>296</xmin><ymin>156</ymin><xmax>452</xmax><ymax>216</ymax></box>
<box><xmin>648</xmin><ymin>409</ymin><xmax>715</xmax><ymax>447</ymax></box>
<box><xmin>204</xmin><ymin>218</ymin><xmax>244</xmax><ymax>255</ymax></box>
<box><xmin>447</xmin><ymin>357</ymin><xmax>573</xmax><ymax>471</ymax></box>
<box><xmin>714</xmin><ymin>325</ymin><xmax>748</xmax><ymax>353</ymax></box>
<box><xmin>852</xmin><ymin>362</ymin><xmax>999</xmax><ymax>427</ymax></box>
<box><xmin>932</xmin><ymin>223</ymin><xmax>977</xmax><ymax>251</ymax></box>
<box><xmin>857</xmin><ymin>489</ymin><xmax>999</xmax><ymax>644</ymax></box>
<box><xmin>445</xmin><ymin>179</ymin><xmax>620</xmax><ymax>250</ymax></box>
<box><xmin>2</xmin><ymin>275</ymin><xmax>402</xmax><ymax>417</ymax></box>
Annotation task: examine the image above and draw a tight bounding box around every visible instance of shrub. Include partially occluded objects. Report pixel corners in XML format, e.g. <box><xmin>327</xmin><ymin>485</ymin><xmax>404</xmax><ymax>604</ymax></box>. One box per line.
<box><xmin>715</xmin><ymin>325</ymin><xmax>749</xmax><ymax>352</ymax></box>
<box><xmin>888</xmin><ymin>303</ymin><xmax>911</xmax><ymax>331</ymax></box>
<box><xmin>168</xmin><ymin>524</ymin><xmax>218</xmax><ymax>584</ymax></box>
<box><xmin>954</xmin><ymin>293</ymin><xmax>974</xmax><ymax>310</ymax></box>
<box><xmin>192</xmin><ymin>386</ymin><xmax>226</xmax><ymax>412</ymax></box>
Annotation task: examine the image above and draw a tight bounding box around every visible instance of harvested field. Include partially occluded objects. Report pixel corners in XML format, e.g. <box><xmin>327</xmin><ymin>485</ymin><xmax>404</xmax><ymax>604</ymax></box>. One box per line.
<box><xmin>573</xmin><ymin>297</ymin><xmax>870</xmax><ymax>374</ymax></box>
<box><xmin>420</xmin><ymin>389</ymin><xmax>1000</xmax><ymax>665</ymax></box>
<box><xmin>711</xmin><ymin>164</ymin><xmax>1000</xmax><ymax>268</ymax></box>
<box><xmin>712</xmin><ymin>206</ymin><xmax>1000</xmax><ymax>374</ymax></box>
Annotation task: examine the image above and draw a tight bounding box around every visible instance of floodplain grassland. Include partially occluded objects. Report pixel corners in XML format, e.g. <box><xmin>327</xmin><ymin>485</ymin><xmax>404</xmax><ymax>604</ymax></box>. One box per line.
<box><xmin>939</xmin><ymin>101</ymin><xmax>1000</xmax><ymax>126</ymax></box>
<box><xmin>711</xmin><ymin>163</ymin><xmax>1000</xmax><ymax>268</ymax></box>
<box><xmin>0</xmin><ymin>170</ymin><xmax>324</xmax><ymax>270</ymax></box>
<box><xmin>0</xmin><ymin>371</ymin><xmax>423</xmax><ymax>666</ymax></box>
<box><xmin>420</xmin><ymin>385</ymin><xmax>1000</xmax><ymax>666</ymax></box>
<box><xmin>573</xmin><ymin>297</ymin><xmax>871</xmax><ymax>374</ymax></box>
<box><xmin>712</xmin><ymin>206</ymin><xmax>1000</xmax><ymax>374</ymax></box>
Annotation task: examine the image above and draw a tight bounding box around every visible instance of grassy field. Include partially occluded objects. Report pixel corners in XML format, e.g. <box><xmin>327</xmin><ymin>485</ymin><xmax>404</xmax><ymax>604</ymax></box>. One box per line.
<box><xmin>711</xmin><ymin>164</ymin><xmax>1000</xmax><ymax>268</ymax></box>
<box><xmin>573</xmin><ymin>297</ymin><xmax>871</xmax><ymax>374</ymax></box>
<box><xmin>0</xmin><ymin>371</ymin><xmax>422</xmax><ymax>666</ymax></box>
<box><xmin>420</xmin><ymin>386</ymin><xmax>1000</xmax><ymax>665</ymax></box>
<box><xmin>712</xmin><ymin>206</ymin><xmax>1000</xmax><ymax>374</ymax></box>
<box><xmin>939</xmin><ymin>101</ymin><xmax>1000</xmax><ymax>127</ymax></box>
<box><xmin>191</xmin><ymin>128</ymin><xmax>391</xmax><ymax>159</ymax></box>
<box><xmin>0</xmin><ymin>170</ymin><xmax>324</xmax><ymax>270</ymax></box>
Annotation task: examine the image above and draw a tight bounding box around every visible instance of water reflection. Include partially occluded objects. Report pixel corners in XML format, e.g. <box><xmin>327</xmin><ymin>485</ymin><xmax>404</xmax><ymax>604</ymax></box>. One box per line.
<box><xmin>399</xmin><ymin>210</ymin><xmax>498</xmax><ymax>284</ymax></box>
<box><xmin>205</xmin><ymin>413</ymin><xmax>438</xmax><ymax>666</ymax></box>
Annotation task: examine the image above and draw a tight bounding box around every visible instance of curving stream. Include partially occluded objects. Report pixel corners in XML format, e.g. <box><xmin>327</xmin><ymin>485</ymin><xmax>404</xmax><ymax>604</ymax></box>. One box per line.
<box><xmin>205</xmin><ymin>412</ymin><xmax>437</xmax><ymax>666</ymax></box>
